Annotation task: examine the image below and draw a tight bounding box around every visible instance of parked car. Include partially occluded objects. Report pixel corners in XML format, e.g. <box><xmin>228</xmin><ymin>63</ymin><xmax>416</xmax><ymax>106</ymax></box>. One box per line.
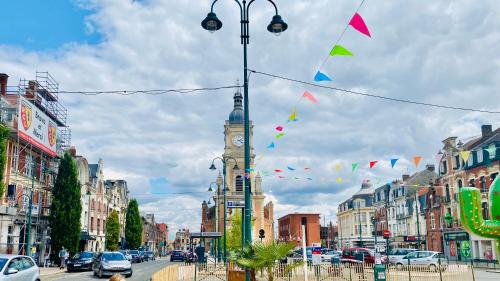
<box><xmin>341</xmin><ymin>248</ymin><xmax>375</xmax><ymax>264</ymax></box>
<box><xmin>66</xmin><ymin>251</ymin><xmax>95</xmax><ymax>272</ymax></box>
<box><xmin>321</xmin><ymin>250</ymin><xmax>341</xmax><ymax>262</ymax></box>
<box><xmin>385</xmin><ymin>248</ymin><xmax>416</xmax><ymax>265</ymax></box>
<box><xmin>397</xmin><ymin>251</ymin><xmax>447</xmax><ymax>270</ymax></box>
<box><xmin>92</xmin><ymin>252</ymin><xmax>132</xmax><ymax>278</ymax></box>
<box><xmin>128</xmin><ymin>250</ymin><xmax>142</xmax><ymax>263</ymax></box>
<box><xmin>170</xmin><ymin>250</ymin><xmax>185</xmax><ymax>262</ymax></box>
<box><xmin>119</xmin><ymin>250</ymin><xmax>132</xmax><ymax>262</ymax></box>
<box><xmin>145</xmin><ymin>251</ymin><xmax>156</xmax><ymax>261</ymax></box>
<box><xmin>0</xmin><ymin>254</ymin><xmax>40</xmax><ymax>281</ymax></box>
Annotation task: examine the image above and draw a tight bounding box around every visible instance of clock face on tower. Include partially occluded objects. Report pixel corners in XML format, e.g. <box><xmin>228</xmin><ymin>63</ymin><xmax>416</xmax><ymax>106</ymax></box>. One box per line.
<box><xmin>232</xmin><ymin>135</ymin><xmax>244</xmax><ymax>147</ymax></box>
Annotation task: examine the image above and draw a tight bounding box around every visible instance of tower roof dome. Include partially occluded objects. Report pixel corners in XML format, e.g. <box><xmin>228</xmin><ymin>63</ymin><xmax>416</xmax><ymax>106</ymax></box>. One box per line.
<box><xmin>229</xmin><ymin>88</ymin><xmax>243</xmax><ymax>123</ymax></box>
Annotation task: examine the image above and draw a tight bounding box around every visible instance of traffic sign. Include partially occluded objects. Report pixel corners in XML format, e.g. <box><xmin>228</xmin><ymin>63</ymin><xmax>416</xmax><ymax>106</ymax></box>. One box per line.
<box><xmin>311</xmin><ymin>246</ymin><xmax>322</xmax><ymax>265</ymax></box>
<box><xmin>383</xmin><ymin>230</ymin><xmax>391</xmax><ymax>239</ymax></box>
<box><xmin>227</xmin><ymin>201</ymin><xmax>244</xmax><ymax>208</ymax></box>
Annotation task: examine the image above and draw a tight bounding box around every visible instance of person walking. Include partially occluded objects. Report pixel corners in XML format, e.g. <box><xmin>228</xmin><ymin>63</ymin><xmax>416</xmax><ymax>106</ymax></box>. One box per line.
<box><xmin>58</xmin><ymin>247</ymin><xmax>67</xmax><ymax>269</ymax></box>
<box><xmin>44</xmin><ymin>251</ymin><xmax>50</xmax><ymax>268</ymax></box>
<box><xmin>64</xmin><ymin>250</ymin><xmax>69</xmax><ymax>268</ymax></box>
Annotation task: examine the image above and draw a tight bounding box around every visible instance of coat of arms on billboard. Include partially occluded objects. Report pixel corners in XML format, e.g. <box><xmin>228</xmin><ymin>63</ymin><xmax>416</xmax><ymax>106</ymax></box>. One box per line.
<box><xmin>48</xmin><ymin>122</ymin><xmax>57</xmax><ymax>147</ymax></box>
<box><xmin>21</xmin><ymin>101</ymin><xmax>32</xmax><ymax>130</ymax></box>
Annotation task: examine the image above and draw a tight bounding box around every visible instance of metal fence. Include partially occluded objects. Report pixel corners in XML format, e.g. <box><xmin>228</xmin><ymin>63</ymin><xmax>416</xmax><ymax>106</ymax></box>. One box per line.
<box><xmin>151</xmin><ymin>262</ymin><xmax>474</xmax><ymax>281</ymax></box>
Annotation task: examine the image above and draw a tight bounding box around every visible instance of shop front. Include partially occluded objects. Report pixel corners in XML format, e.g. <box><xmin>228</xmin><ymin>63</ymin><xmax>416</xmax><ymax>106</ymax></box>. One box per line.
<box><xmin>444</xmin><ymin>231</ymin><xmax>470</xmax><ymax>261</ymax></box>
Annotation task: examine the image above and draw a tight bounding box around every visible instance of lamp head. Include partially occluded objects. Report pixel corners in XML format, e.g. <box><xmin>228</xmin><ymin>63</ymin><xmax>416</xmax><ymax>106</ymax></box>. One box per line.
<box><xmin>201</xmin><ymin>12</ymin><xmax>222</xmax><ymax>33</ymax></box>
<box><xmin>233</xmin><ymin>163</ymin><xmax>240</xmax><ymax>171</ymax></box>
<box><xmin>208</xmin><ymin>186</ymin><xmax>214</xmax><ymax>192</ymax></box>
<box><xmin>267</xmin><ymin>15</ymin><xmax>288</xmax><ymax>36</ymax></box>
<box><xmin>209</xmin><ymin>163</ymin><xmax>217</xmax><ymax>170</ymax></box>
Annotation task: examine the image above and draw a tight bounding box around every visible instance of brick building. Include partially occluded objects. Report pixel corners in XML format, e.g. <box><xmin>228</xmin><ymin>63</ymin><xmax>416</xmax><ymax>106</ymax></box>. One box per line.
<box><xmin>278</xmin><ymin>213</ymin><xmax>320</xmax><ymax>247</ymax></box>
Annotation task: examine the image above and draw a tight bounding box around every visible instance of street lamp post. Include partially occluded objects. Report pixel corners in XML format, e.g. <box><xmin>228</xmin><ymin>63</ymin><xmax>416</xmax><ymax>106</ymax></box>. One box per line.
<box><xmin>210</xmin><ymin>156</ymin><xmax>239</xmax><ymax>263</ymax></box>
<box><xmin>371</xmin><ymin>216</ymin><xmax>377</xmax><ymax>252</ymax></box>
<box><xmin>208</xmin><ymin>181</ymin><xmax>220</xmax><ymax>260</ymax></box>
<box><xmin>357</xmin><ymin>202</ymin><xmax>363</xmax><ymax>248</ymax></box>
<box><xmin>202</xmin><ymin>4</ymin><xmax>288</xmax><ymax>271</ymax></box>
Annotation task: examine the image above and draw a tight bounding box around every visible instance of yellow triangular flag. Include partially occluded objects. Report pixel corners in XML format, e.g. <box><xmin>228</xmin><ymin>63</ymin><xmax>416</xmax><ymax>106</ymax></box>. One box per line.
<box><xmin>288</xmin><ymin>107</ymin><xmax>297</xmax><ymax>122</ymax></box>
<box><xmin>336</xmin><ymin>177</ymin><xmax>343</xmax><ymax>183</ymax></box>
<box><xmin>335</xmin><ymin>163</ymin><xmax>341</xmax><ymax>172</ymax></box>
<box><xmin>460</xmin><ymin>150</ymin><xmax>471</xmax><ymax>163</ymax></box>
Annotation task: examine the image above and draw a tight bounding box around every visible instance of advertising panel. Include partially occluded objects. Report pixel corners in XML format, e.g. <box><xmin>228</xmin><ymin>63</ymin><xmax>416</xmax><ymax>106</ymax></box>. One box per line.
<box><xmin>17</xmin><ymin>96</ymin><xmax>57</xmax><ymax>156</ymax></box>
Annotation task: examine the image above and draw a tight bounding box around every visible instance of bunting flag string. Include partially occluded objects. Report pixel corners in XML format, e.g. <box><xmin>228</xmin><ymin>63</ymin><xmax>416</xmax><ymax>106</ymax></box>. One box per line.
<box><xmin>349</xmin><ymin>12</ymin><xmax>371</xmax><ymax>37</ymax></box>
<box><xmin>303</xmin><ymin>91</ymin><xmax>318</xmax><ymax>103</ymax></box>
<box><xmin>267</xmin><ymin>141</ymin><xmax>275</xmax><ymax>149</ymax></box>
<box><xmin>460</xmin><ymin>150</ymin><xmax>471</xmax><ymax>163</ymax></box>
<box><xmin>369</xmin><ymin>161</ymin><xmax>378</xmax><ymax>168</ymax></box>
<box><xmin>287</xmin><ymin>166</ymin><xmax>296</xmax><ymax>171</ymax></box>
<box><xmin>413</xmin><ymin>156</ymin><xmax>422</xmax><ymax>168</ymax></box>
<box><xmin>276</xmin><ymin>126</ymin><xmax>283</xmax><ymax>132</ymax></box>
<box><xmin>352</xmin><ymin>163</ymin><xmax>359</xmax><ymax>172</ymax></box>
<box><xmin>329</xmin><ymin>45</ymin><xmax>354</xmax><ymax>57</ymax></box>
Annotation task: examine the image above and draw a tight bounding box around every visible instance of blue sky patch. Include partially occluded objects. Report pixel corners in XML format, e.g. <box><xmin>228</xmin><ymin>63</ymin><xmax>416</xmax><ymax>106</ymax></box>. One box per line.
<box><xmin>0</xmin><ymin>0</ymin><xmax>101</xmax><ymax>51</ymax></box>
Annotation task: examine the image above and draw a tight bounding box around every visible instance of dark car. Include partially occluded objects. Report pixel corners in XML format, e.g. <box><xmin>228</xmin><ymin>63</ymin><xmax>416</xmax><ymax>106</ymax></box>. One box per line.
<box><xmin>128</xmin><ymin>250</ymin><xmax>142</xmax><ymax>263</ymax></box>
<box><xmin>145</xmin><ymin>251</ymin><xmax>156</xmax><ymax>261</ymax></box>
<box><xmin>341</xmin><ymin>248</ymin><xmax>375</xmax><ymax>264</ymax></box>
<box><xmin>92</xmin><ymin>252</ymin><xmax>132</xmax><ymax>278</ymax></box>
<box><xmin>170</xmin><ymin>250</ymin><xmax>184</xmax><ymax>262</ymax></box>
<box><xmin>67</xmin><ymin>251</ymin><xmax>95</xmax><ymax>272</ymax></box>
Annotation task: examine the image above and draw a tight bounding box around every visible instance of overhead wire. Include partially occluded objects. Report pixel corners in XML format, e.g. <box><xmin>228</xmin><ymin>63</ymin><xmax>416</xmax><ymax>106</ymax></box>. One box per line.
<box><xmin>248</xmin><ymin>69</ymin><xmax>500</xmax><ymax>114</ymax></box>
<box><xmin>58</xmin><ymin>85</ymin><xmax>242</xmax><ymax>96</ymax></box>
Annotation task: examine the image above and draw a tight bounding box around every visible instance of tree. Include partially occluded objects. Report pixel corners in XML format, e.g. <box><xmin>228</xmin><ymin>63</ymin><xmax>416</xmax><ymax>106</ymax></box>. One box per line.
<box><xmin>227</xmin><ymin>211</ymin><xmax>242</xmax><ymax>251</ymax></box>
<box><xmin>125</xmin><ymin>199</ymin><xmax>142</xmax><ymax>249</ymax></box>
<box><xmin>0</xmin><ymin>125</ymin><xmax>9</xmax><ymax>199</ymax></box>
<box><xmin>49</xmin><ymin>151</ymin><xmax>82</xmax><ymax>263</ymax></box>
<box><xmin>106</xmin><ymin>210</ymin><xmax>120</xmax><ymax>251</ymax></box>
<box><xmin>232</xmin><ymin>242</ymin><xmax>301</xmax><ymax>281</ymax></box>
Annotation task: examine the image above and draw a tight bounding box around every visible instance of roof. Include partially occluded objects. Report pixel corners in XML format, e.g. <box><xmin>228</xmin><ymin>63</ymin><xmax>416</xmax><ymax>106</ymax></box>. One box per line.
<box><xmin>353</xmin><ymin>180</ymin><xmax>374</xmax><ymax>197</ymax></box>
<box><xmin>278</xmin><ymin>213</ymin><xmax>320</xmax><ymax>221</ymax></box>
<box><xmin>403</xmin><ymin>167</ymin><xmax>438</xmax><ymax>195</ymax></box>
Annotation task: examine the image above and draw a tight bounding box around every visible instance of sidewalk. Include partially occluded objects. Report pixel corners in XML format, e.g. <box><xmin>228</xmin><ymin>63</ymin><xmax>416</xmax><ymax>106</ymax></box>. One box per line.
<box><xmin>40</xmin><ymin>266</ymin><xmax>66</xmax><ymax>277</ymax></box>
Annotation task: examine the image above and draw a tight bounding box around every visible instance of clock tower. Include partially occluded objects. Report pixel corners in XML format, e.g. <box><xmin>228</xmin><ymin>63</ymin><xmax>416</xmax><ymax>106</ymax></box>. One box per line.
<box><xmin>218</xmin><ymin>88</ymin><xmax>273</xmax><ymax>242</ymax></box>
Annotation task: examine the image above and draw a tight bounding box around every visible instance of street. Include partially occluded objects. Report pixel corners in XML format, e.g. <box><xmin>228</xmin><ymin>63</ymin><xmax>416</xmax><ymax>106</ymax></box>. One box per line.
<box><xmin>475</xmin><ymin>269</ymin><xmax>500</xmax><ymax>281</ymax></box>
<box><xmin>43</xmin><ymin>259</ymin><xmax>172</xmax><ymax>281</ymax></box>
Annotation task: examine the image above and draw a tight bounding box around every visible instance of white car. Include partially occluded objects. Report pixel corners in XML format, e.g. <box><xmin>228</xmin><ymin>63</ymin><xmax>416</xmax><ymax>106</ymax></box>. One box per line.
<box><xmin>397</xmin><ymin>251</ymin><xmax>447</xmax><ymax>269</ymax></box>
<box><xmin>0</xmin><ymin>254</ymin><xmax>40</xmax><ymax>281</ymax></box>
<box><xmin>386</xmin><ymin>248</ymin><xmax>416</xmax><ymax>264</ymax></box>
<box><xmin>321</xmin><ymin>250</ymin><xmax>341</xmax><ymax>262</ymax></box>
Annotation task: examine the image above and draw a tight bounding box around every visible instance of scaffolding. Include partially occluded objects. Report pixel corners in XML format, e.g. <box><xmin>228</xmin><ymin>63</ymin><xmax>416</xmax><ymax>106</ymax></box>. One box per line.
<box><xmin>16</xmin><ymin>72</ymin><xmax>71</xmax><ymax>155</ymax></box>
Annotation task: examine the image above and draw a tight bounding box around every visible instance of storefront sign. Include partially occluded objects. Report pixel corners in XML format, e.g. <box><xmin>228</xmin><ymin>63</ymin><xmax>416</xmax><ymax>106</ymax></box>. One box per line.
<box><xmin>17</xmin><ymin>96</ymin><xmax>57</xmax><ymax>156</ymax></box>
<box><xmin>444</xmin><ymin>232</ymin><xmax>470</xmax><ymax>241</ymax></box>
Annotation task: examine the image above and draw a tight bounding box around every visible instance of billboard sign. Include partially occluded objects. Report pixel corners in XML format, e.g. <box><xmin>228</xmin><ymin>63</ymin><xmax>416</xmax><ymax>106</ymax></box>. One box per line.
<box><xmin>227</xmin><ymin>201</ymin><xmax>245</xmax><ymax>208</ymax></box>
<box><xmin>18</xmin><ymin>96</ymin><xmax>57</xmax><ymax>156</ymax></box>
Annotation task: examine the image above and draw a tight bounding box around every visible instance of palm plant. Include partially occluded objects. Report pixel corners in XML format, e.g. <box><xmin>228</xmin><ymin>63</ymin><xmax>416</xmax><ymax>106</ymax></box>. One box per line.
<box><xmin>231</xmin><ymin>242</ymin><xmax>302</xmax><ymax>281</ymax></box>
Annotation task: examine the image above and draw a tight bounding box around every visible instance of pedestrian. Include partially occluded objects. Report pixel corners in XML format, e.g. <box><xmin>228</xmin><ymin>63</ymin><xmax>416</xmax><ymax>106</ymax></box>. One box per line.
<box><xmin>58</xmin><ymin>247</ymin><xmax>66</xmax><ymax>269</ymax></box>
<box><xmin>64</xmin><ymin>250</ymin><xmax>69</xmax><ymax>268</ymax></box>
<box><xmin>109</xmin><ymin>274</ymin><xmax>126</xmax><ymax>281</ymax></box>
<box><xmin>44</xmin><ymin>251</ymin><xmax>50</xmax><ymax>268</ymax></box>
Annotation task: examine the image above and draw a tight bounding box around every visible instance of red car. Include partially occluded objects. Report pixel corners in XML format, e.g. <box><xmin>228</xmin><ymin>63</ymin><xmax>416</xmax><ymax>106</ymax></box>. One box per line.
<box><xmin>341</xmin><ymin>248</ymin><xmax>375</xmax><ymax>264</ymax></box>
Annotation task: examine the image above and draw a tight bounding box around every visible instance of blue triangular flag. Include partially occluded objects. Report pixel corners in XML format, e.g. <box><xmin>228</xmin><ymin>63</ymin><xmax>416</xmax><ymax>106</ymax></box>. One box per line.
<box><xmin>287</xmin><ymin>166</ymin><xmax>296</xmax><ymax>171</ymax></box>
<box><xmin>390</xmin><ymin>158</ymin><xmax>399</xmax><ymax>168</ymax></box>
<box><xmin>267</xmin><ymin>141</ymin><xmax>275</xmax><ymax>149</ymax></box>
<box><xmin>314</xmin><ymin>71</ymin><xmax>332</xmax><ymax>82</ymax></box>
<box><xmin>306</xmin><ymin>177</ymin><xmax>313</xmax><ymax>180</ymax></box>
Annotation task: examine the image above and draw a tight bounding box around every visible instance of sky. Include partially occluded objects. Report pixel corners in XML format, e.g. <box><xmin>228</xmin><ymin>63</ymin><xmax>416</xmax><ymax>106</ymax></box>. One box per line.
<box><xmin>1</xmin><ymin>0</ymin><xmax>500</xmax><ymax>239</ymax></box>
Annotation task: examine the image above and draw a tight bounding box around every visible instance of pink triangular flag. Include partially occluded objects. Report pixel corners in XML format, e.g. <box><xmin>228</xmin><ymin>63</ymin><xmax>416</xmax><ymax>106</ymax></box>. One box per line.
<box><xmin>349</xmin><ymin>13</ymin><xmax>371</xmax><ymax>37</ymax></box>
<box><xmin>276</xmin><ymin>126</ymin><xmax>283</xmax><ymax>132</ymax></box>
<box><xmin>303</xmin><ymin>91</ymin><xmax>318</xmax><ymax>103</ymax></box>
<box><xmin>369</xmin><ymin>161</ymin><xmax>378</xmax><ymax>168</ymax></box>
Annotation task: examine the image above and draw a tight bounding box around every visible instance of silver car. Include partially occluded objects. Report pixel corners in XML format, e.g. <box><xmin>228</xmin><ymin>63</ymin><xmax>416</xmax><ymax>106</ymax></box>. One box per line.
<box><xmin>0</xmin><ymin>254</ymin><xmax>40</xmax><ymax>281</ymax></box>
<box><xmin>397</xmin><ymin>251</ymin><xmax>447</xmax><ymax>270</ymax></box>
<box><xmin>387</xmin><ymin>248</ymin><xmax>416</xmax><ymax>264</ymax></box>
<box><xmin>92</xmin><ymin>252</ymin><xmax>132</xmax><ymax>278</ymax></box>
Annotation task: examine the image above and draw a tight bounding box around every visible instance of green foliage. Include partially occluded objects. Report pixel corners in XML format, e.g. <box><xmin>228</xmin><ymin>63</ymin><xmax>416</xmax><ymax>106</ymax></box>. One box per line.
<box><xmin>106</xmin><ymin>210</ymin><xmax>120</xmax><ymax>251</ymax></box>
<box><xmin>49</xmin><ymin>151</ymin><xmax>82</xmax><ymax>263</ymax></box>
<box><xmin>125</xmin><ymin>199</ymin><xmax>143</xmax><ymax>249</ymax></box>
<box><xmin>0</xmin><ymin>125</ymin><xmax>9</xmax><ymax>199</ymax></box>
<box><xmin>227</xmin><ymin>211</ymin><xmax>242</xmax><ymax>251</ymax></box>
<box><xmin>231</xmin><ymin>242</ymin><xmax>301</xmax><ymax>281</ymax></box>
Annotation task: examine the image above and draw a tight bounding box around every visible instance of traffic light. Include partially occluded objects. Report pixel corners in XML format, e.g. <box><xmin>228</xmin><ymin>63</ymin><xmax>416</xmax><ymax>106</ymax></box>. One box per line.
<box><xmin>259</xmin><ymin>229</ymin><xmax>265</xmax><ymax>240</ymax></box>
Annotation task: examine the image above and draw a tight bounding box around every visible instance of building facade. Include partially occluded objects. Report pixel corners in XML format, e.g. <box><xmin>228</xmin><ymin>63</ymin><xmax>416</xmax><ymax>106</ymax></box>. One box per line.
<box><xmin>278</xmin><ymin>213</ymin><xmax>320</xmax><ymax>247</ymax></box>
<box><xmin>174</xmin><ymin>229</ymin><xmax>190</xmax><ymax>251</ymax></box>
<box><xmin>0</xmin><ymin>73</ymin><xmax>70</xmax><ymax>263</ymax></box>
<box><xmin>337</xmin><ymin>180</ymin><xmax>375</xmax><ymax>248</ymax></box>
<box><xmin>142</xmin><ymin>213</ymin><xmax>157</xmax><ymax>252</ymax></box>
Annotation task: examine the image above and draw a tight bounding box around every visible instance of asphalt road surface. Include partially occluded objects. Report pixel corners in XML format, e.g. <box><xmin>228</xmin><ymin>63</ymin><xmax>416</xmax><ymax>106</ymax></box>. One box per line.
<box><xmin>44</xmin><ymin>258</ymin><xmax>172</xmax><ymax>281</ymax></box>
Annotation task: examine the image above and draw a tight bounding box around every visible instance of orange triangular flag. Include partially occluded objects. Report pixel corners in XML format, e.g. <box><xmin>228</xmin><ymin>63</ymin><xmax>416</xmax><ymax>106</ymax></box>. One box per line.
<box><xmin>413</xmin><ymin>156</ymin><xmax>422</xmax><ymax>168</ymax></box>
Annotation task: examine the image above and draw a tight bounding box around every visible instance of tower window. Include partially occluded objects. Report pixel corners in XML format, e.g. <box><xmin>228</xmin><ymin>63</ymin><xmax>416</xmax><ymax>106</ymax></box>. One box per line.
<box><xmin>235</xmin><ymin>175</ymin><xmax>243</xmax><ymax>192</ymax></box>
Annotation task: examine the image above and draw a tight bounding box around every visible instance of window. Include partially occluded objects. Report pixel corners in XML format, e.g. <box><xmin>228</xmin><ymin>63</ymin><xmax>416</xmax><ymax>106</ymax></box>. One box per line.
<box><xmin>454</xmin><ymin>155</ymin><xmax>460</xmax><ymax>169</ymax></box>
<box><xmin>457</xmin><ymin>179</ymin><xmax>463</xmax><ymax>189</ymax></box>
<box><xmin>24</xmin><ymin>153</ymin><xmax>33</xmax><ymax>176</ymax></box>
<box><xmin>97</xmin><ymin>219</ymin><xmax>101</xmax><ymax>234</ymax></box>
<box><xmin>91</xmin><ymin>217</ymin><xmax>94</xmax><ymax>231</ymax></box>
<box><xmin>21</xmin><ymin>257</ymin><xmax>34</xmax><ymax>270</ymax></box>
<box><xmin>442</xmin><ymin>161</ymin><xmax>447</xmax><ymax>174</ymax></box>
<box><xmin>12</xmin><ymin>146</ymin><xmax>19</xmax><ymax>171</ymax></box>
<box><xmin>445</xmin><ymin>185</ymin><xmax>450</xmax><ymax>201</ymax></box>
<box><xmin>469</xmin><ymin>179</ymin><xmax>475</xmax><ymax>187</ymax></box>
<box><xmin>480</xmin><ymin>177</ymin><xmax>487</xmax><ymax>193</ymax></box>
<box><xmin>482</xmin><ymin>202</ymin><xmax>489</xmax><ymax>220</ymax></box>
<box><xmin>40</xmin><ymin>160</ymin><xmax>46</xmax><ymax>183</ymax></box>
<box><xmin>235</xmin><ymin>176</ymin><xmax>243</xmax><ymax>192</ymax></box>
<box><xmin>430</xmin><ymin>213</ymin><xmax>436</xmax><ymax>230</ymax></box>
<box><xmin>477</xmin><ymin>150</ymin><xmax>484</xmax><ymax>163</ymax></box>
<box><xmin>488</xmin><ymin>145</ymin><xmax>496</xmax><ymax>159</ymax></box>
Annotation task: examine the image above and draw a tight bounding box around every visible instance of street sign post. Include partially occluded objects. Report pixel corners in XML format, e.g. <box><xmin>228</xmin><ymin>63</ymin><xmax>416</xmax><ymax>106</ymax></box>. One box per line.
<box><xmin>227</xmin><ymin>201</ymin><xmax>245</xmax><ymax>208</ymax></box>
<box><xmin>311</xmin><ymin>246</ymin><xmax>321</xmax><ymax>265</ymax></box>
<box><xmin>383</xmin><ymin>230</ymin><xmax>391</xmax><ymax>239</ymax></box>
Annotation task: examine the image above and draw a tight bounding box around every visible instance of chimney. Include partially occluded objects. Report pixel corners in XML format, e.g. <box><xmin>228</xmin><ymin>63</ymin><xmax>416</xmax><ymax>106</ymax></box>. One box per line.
<box><xmin>69</xmin><ymin>146</ymin><xmax>77</xmax><ymax>157</ymax></box>
<box><xmin>426</xmin><ymin>164</ymin><xmax>435</xmax><ymax>172</ymax></box>
<box><xmin>402</xmin><ymin>174</ymin><xmax>410</xmax><ymax>181</ymax></box>
<box><xmin>481</xmin><ymin>125</ymin><xmax>493</xmax><ymax>138</ymax></box>
<box><xmin>0</xmin><ymin>73</ymin><xmax>8</xmax><ymax>96</ymax></box>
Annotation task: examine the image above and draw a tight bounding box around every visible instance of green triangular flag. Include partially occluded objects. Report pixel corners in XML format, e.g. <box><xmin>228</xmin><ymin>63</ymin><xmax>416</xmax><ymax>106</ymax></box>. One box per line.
<box><xmin>351</xmin><ymin>163</ymin><xmax>358</xmax><ymax>172</ymax></box>
<box><xmin>329</xmin><ymin>45</ymin><xmax>354</xmax><ymax>56</ymax></box>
